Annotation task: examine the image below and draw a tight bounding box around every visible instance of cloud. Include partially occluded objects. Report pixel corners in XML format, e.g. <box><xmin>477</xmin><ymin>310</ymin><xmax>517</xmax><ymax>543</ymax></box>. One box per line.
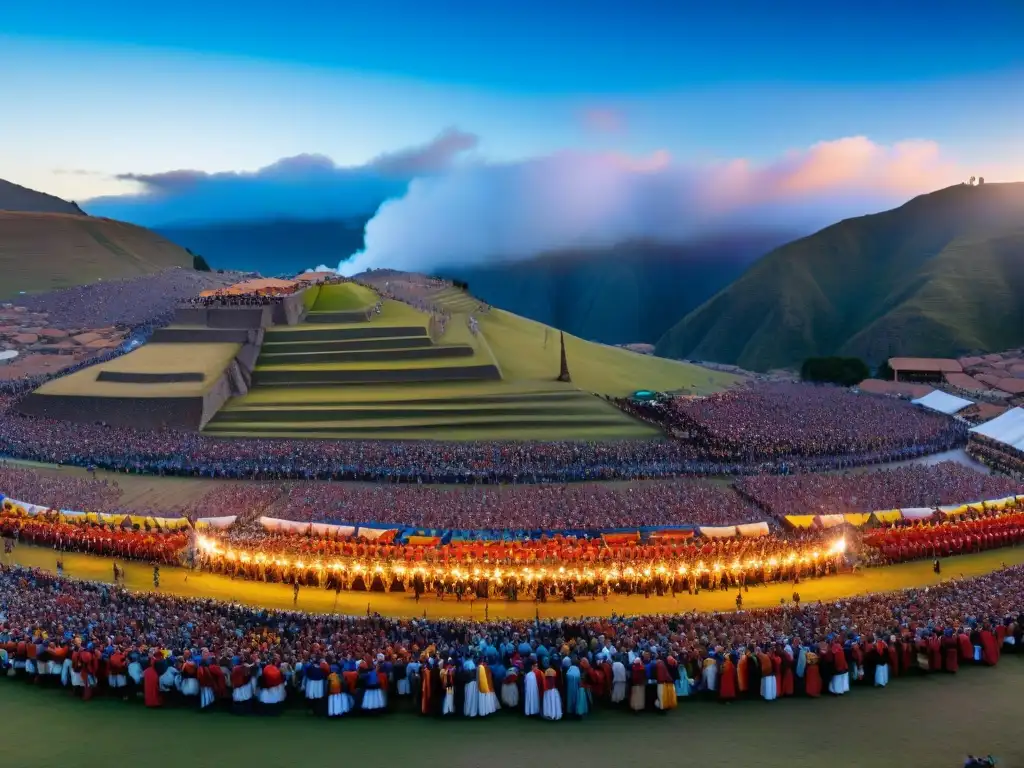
<box><xmin>580</xmin><ymin>107</ymin><xmax>627</xmax><ymax>135</ymax></box>
<box><xmin>367</xmin><ymin>128</ymin><xmax>479</xmax><ymax>176</ymax></box>
<box><xmin>341</xmin><ymin>136</ymin><xmax>961</xmax><ymax>275</ymax></box>
<box><xmin>84</xmin><ymin>129</ymin><xmax>478</xmax><ymax>226</ymax></box>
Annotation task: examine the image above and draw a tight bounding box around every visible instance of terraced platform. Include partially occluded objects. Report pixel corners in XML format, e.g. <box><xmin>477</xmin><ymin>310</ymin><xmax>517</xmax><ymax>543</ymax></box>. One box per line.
<box><xmin>204</xmin><ymin>384</ymin><xmax>657</xmax><ymax>440</ymax></box>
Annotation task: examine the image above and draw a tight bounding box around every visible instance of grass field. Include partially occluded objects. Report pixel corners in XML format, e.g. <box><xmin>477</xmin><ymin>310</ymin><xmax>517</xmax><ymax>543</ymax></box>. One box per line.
<box><xmin>308</xmin><ymin>281</ymin><xmax>378</xmax><ymax>311</ymax></box>
<box><xmin>2</xmin><ymin>662</ymin><xmax>1022</xmax><ymax>768</ymax></box>
<box><xmin>10</xmin><ymin>544</ymin><xmax>1024</xmax><ymax>619</ymax></box>
<box><xmin>32</xmin><ymin>342</ymin><xmax>242</xmax><ymax>397</ymax></box>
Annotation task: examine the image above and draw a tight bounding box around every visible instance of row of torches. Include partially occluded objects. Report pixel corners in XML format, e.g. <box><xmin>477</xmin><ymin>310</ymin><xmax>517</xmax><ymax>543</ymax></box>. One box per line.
<box><xmin>194</xmin><ymin>535</ymin><xmax>847</xmax><ymax>583</ymax></box>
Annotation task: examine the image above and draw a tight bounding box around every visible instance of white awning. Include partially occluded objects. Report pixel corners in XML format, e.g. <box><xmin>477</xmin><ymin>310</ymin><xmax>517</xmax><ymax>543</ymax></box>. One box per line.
<box><xmin>912</xmin><ymin>389</ymin><xmax>973</xmax><ymax>415</ymax></box>
<box><xmin>969</xmin><ymin>407</ymin><xmax>1024</xmax><ymax>452</ymax></box>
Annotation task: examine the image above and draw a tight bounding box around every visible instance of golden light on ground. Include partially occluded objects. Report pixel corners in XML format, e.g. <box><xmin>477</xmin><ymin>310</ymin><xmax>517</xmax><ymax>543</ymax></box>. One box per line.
<box><xmin>8</xmin><ymin>543</ymin><xmax>1024</xmax><ymax>620</ymax></box>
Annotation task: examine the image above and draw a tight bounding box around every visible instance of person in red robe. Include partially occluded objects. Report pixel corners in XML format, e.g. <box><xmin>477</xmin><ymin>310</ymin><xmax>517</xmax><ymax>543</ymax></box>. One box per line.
<box><xmin>736</xmin><ymin>652</ymin><xmax>750</xmax><ymax>697</ymax></box>
<box><xmin>804</xmin><ymin>649</ymin><xmax>822</xmax><ymax>698</ymax></box>
<box><xmin>779</xmin><ymin>645</ymin><xmax>795</xmax><ymax>697</ymax></box>
<box><xmin>980</xmin><ymin>624</ymin><xmax>999</xmax><ymax>666</ymax></box>
<box><xmin>718</xmin><ymin>655</ymin><xmax>737</xmax><ymax>702</ymax></box>
<box><xmin>78</xmin><ymin>645</ymin><xmax>98</xmax><ymax>701</ymax></box>
<box><xmin>941</xmin><ymin>630</ymin><xmax>959</xmax><ymax>673</ymax></box>
<box><xmin>143</xmin><ymin>657</ymin><xmax>163</xmax><ymax>708</ymax></box>
<box><xmin>927</xmin><ymin>633</ymin><xmax>942</xmax><ymax>672</ymax></box>
<box><xmin>957</xmin><ymin>630</ymin><xmax>973</xmax><ymax>662</ymax></box>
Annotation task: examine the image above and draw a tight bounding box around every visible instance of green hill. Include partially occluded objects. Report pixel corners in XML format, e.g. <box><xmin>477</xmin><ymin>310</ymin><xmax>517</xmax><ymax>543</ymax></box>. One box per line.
<box><xmin>655</xmin><ymin>182</ymin><xmax>1024</xmax><ymax>371</ymax></box>
<box><xmin>204</xmin><ymin>281</ymin><xmax>740</xmax><ymax>441</ymax></box>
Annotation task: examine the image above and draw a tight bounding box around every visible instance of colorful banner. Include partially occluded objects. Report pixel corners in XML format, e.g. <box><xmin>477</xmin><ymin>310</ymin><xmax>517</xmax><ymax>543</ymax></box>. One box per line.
<box><xmin>699</xmin><ymin>526</ymin><xmax>737</xmax><ymax>538</ymax></box>
<box><xmin>407</xmin><ymin>535</ymin><xmax>443</xmax><ymax>547</ymax></box>
<box><xmin>649</xmin><ymin>529</ymin><xmax>696</xmax><ymax>540</ymax></box>
<box><xmin>842</xmin><ymin>513</ymin><xmax>873</xmax><ymax>527</ymax></box>
<box><xmin>357</xmin><ymin>526</ymin><xmax>398</xmax><ymax>543</ymax></box>
<box><xmin>736</xmin><ymin>522</ymin><xmax>769</xmax><ymax>538</ymax></box>
<box><xmin>784</xmin><ymin>515</ymin><xmax>816</xmax><ymax>529</ymax></box>
<box><xmin>310</xmin><ymin>522</ymin><xmax>356</xmax><ymax>538</ymax></box>
<box><xmin>815</xmin><ymin>514</ymin><xmax>846</xmax><ymax>529</ymax></box>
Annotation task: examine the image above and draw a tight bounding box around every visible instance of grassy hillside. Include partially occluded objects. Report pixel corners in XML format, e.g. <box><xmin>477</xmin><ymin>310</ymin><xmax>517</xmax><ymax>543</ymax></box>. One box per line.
<box><xmin>440</xmin><ymin>234</ymin><xmax>790</xmax><ymax>345</ymax></box>
<box><xmin>205</xmin><ymin>282</ymin><xmax>738</xmax><ymax>440</ymax></box>
<box><xmin>0</xmin><ymin>212</ymin><xmax>195</xmax><ymax>298</ymax></box>
<box><xmin>656</xmin><ymin>182</ymin><xmax>1024</xmax><ymax>371</ymax></box>
<box><xmin>0</xmin><ymin>177</ymin><xmax>84</xmax><ymax>215</ymax></box>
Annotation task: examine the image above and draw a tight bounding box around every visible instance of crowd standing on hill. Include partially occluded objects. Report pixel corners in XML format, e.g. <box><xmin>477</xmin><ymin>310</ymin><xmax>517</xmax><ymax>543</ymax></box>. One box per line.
<box><xmin>15</xmin><ymin>269</ymin><xmax>238</xmax><ymax>332</ymax></box>
<box><xmin>0</xmin><ymin>562</ymin><xmax>1020</xmax><ymax>719</ymax></box>
<box><xmin>619</xmin><ymin>383</ymin><xmax>966</xmax><ymax>468</ymax></box>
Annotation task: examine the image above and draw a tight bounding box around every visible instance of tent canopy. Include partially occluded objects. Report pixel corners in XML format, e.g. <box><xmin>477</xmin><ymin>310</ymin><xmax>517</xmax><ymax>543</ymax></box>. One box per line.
<box><xmin>912</xmin><ymin>389</ymin><xmax>974</xmax><ymax>415</ymax></box>
<box><xmin>969</xmin><ymin>407</ymin><xmax>1024</xmax><ymax>452</ymax></box>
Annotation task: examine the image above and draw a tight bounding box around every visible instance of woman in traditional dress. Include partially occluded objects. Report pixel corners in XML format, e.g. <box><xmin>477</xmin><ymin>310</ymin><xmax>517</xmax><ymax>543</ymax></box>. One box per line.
<box><xmin>873</xmin><ymin>636</ymin><xmax>889</xmax><ymax>687</ymax></box>
<box><xmin>654</xmin><ymin>659</ymin><xmax>677</xmax><ymax>711</ymax></box>
<box><xmin>610</xmin><ymin>656</ymin><xmax>627</xmax><ymax>704</ymax></box>
<box><xmin>718</xmin><ymin>653</ymin><xmax>736</xmax><ymax>702</ymax></box>
<box><xmin>701</xmin><ymin>653</ymin><xmax>718</xmax><ymax>695</ymax></box>
<box><xmin>565</xmin><ymin>661</ymin><xmax>582</xmax><ymax>717</ymax></box>
<box><xmin>500</xmin><ymin>664</ymin><xmax>520</xmax><ymax>709</ymax></box>
<box><xmin>542</xmin><ymin>664</ymin><xmax>563</xmax><ymax>721</ymax></box>
<box><xmin>477</xmin><ymin>660</ymin><xmax>499</xmax><ymax>716</ymax></box>
<box><xmin>441</xmin><ymin>662</ymin><xmax>456</xmax><ymax>716</ymax></box>
<box><xmin>523</xmin><ymin>660</ymin><xmax>543</xmax><ymax>716</ymax></box>
<box><xmin>758</xmin><ymin>648</ymin><xmax>776</xmax><ymax>701</ymax></box>
<box><xmin>360</xmin><ymin>660</ymin><xmax>387</xmax><ymax>713</ymax></box>
<box><xmin>670</xmin><ymin>655</ymin><xmax>690</xmax><ymax>699</ymax></box>
<box><xmin>804</xmin><ymin>648</ymin><xmax>822</xmax><ymax>698</ymax></box>
<box><xmin>629</xmin><ymin>657</ymin><xmax>647</xmax><ymax>712</ymax></box>
<box><xmin>462</xmin><ymin>659</ymin><xmax>479</xmax><ymax>717</ymax></box>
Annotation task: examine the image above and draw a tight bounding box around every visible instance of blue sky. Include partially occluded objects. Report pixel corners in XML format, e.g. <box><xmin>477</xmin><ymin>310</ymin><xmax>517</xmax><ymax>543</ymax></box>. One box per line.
<box><xmin>1</xmin><ymin>0</ymin><xmax>1022</xmax><ymax>230</ymax></box>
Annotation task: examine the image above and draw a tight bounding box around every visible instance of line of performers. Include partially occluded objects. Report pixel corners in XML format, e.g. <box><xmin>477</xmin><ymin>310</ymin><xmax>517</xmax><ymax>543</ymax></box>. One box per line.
<box><xmin>1</xmin><ymin>623</ymin><xmax>1009</xmax><ymax>720</ymax></box>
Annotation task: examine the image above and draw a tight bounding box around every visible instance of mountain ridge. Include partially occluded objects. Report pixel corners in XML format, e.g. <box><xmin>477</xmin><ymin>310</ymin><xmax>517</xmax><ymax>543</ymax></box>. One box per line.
<box><xmin>656</xmin><ymin>182</ymin><xmax>1024</xmax><ymax>370</ymax></box>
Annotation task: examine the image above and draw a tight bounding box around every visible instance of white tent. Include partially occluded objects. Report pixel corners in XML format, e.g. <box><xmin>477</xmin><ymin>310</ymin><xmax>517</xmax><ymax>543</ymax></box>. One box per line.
<box><xmin>912</xmin><ymin>389</ymin><xmax>973</xmax><ymax>415</ymax></box>
<box><xmin>969</xmin><ymin>407</ymin><xmax>1024</xmax><ymax>452</ymax></box>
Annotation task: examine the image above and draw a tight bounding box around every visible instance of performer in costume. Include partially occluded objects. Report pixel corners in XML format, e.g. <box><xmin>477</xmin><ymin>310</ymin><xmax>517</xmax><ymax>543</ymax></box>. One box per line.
<box><xmin>654</xmin><ymin>658</ymin><xmax>677</xmax><ymax>711</ymax></box>
<box><xmin>501</xmin><ymin>664</ymin><xmax>520</xmax><ymax>709</ymax></box>
<box><xmin>361</xmin><ymin>660</ymin><xmax>387</xmax><ymax>713</ymax></box>
<box><xmin>542</xmin><ymin>664</ymin><xmax>563</xmax><ymax>721</ymax></box>
<box><xmin>477</xmin><ymin>659</ymin><xmax>499</xmax><ymax>717</ymax></box>
<box><xmin>629</xmin><ymin>657</ymin><xmax>646</xmax><ymax>711</ymax></box>
<box><xmin>942</xmin><ymin>629</ymin><xmax>960</xmax><ymax>673</ymax></box>
<box><xmin>524</xmin><ymin>659</ymin><xmax>543</xmax><ymax>716</ymax></box>
<box><xmin>179</xmin><ymin>652</ymin><xmax>200</xmax><ymax>705</ymax></box>
<box><xmin>462</xmin><ymin>658</ymin><xmax>479</xmax><ymax>718</ymax></box>
<box><xmin>758</xmin><ymin>648</ymin><xmax>776</xmax><ymax>701</ymax></box>
<box><xmin>804</xmin><ymin>649</ymin><xmax>822</xmax><ymax>697</ymax></box>
<box><xmin>259</xmin><ymin>658</ymin><xmax>286</xmax><ymax>714</ymax></box>
<box><xmin>231</xmin><ymin>657</ymin><xmax>253</xmax><ymax>714</ymax></box>
<box><xmin>701</xmin><ymin>654</ymin><xmax>718</xmax><ymax>694</ymax></box>
<box><xmin>198</xmin><ymin>658</ymin><xmax>216</xmax><ymax>711</ymax></box>
<box><xmin>610</xmin><ymin>655</ymin><xmax>627</xmax><ymax>704</ymax></box>
<box><xmin>873</xmin><ymin>636</ymin><xmax>889</xmax><ymax>687</ymax></box>
<box><xmin>670</xmin><ymin>655</ymin><xmax>690</xmax><ymax>698</ymax></box>
<box><xmin>327</xmin><ymin>664</ymin><xmax>353</xmax><ymax>717</ymax></box>
<box><xmin>441</xmin><ymin>662</ymin><xmax>456</xmax><ymax>716</ymax></box>
<box><xmin>143</xmin><ymin>656</ymin><xmax>163</xmax><ymax>708</ymax></box>
<box><xmin>827</xmin><ymin>638</ymin><xmax>849</xmax><ymax>695</ymax></box>
<box><xmin>565</xmin><ymin>660</ymin><xmax>582</xmax><ymax>717</ymax></box>
<box><xmin>108</xmin><ymin>648</ymin><xmax>128</xmax><ymax>699</ymax></box>
<box><xmin>718</xmin><ymin>653</ymin><xmax>737</xmax><ymax>702</ymax></box>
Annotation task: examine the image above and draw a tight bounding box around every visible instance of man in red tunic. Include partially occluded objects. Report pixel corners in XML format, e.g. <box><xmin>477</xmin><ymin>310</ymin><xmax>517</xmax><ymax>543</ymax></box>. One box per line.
<box><xmin>718</xmin><ymin>654</ymin><xmax>737</xmax><ymax>702</ymax></box>
<box><xmin>143</xmin><ymin>657</ymin><xmax>163</xmax><ymax>708</ymax></box>
<box><xmin>941</xmin><ymin>630</ymin><xmax>959</xmax><ymax>672</ymax></box>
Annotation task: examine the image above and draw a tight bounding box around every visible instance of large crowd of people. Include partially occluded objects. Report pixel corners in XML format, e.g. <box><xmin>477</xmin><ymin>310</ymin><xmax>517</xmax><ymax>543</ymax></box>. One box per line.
<box><xmin>2</xmin><ymin>461</ymin><xmax>1020</xmax><ymax>534</ymax></box>
<box><xmin>0</xmin><ymin>561</ymin><xmax>1019</xmax><ymax>719</ymax></box>
<box><xmin>737</xmin><ymin>462</ymin><xmax>1022</xmax><ymax>519</ymax></box>
<box><xmin>14</xmin><ymin>269</ymin><xmax>238</xmax><ymax>332</ymax></box>
<box><xmin>619</xmin><ymin>383</ymin><xmax>967</xmax><ymax>467</ymax></box>
<box><xmin>864</xmin><ymin>511</ymin><xmax>1024</xmax><ymax>564</ymax></box>
<box><xmin>271</xmin><ymin>480</ymin><xmax>764</xmax><ymax>530</ymax></box>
